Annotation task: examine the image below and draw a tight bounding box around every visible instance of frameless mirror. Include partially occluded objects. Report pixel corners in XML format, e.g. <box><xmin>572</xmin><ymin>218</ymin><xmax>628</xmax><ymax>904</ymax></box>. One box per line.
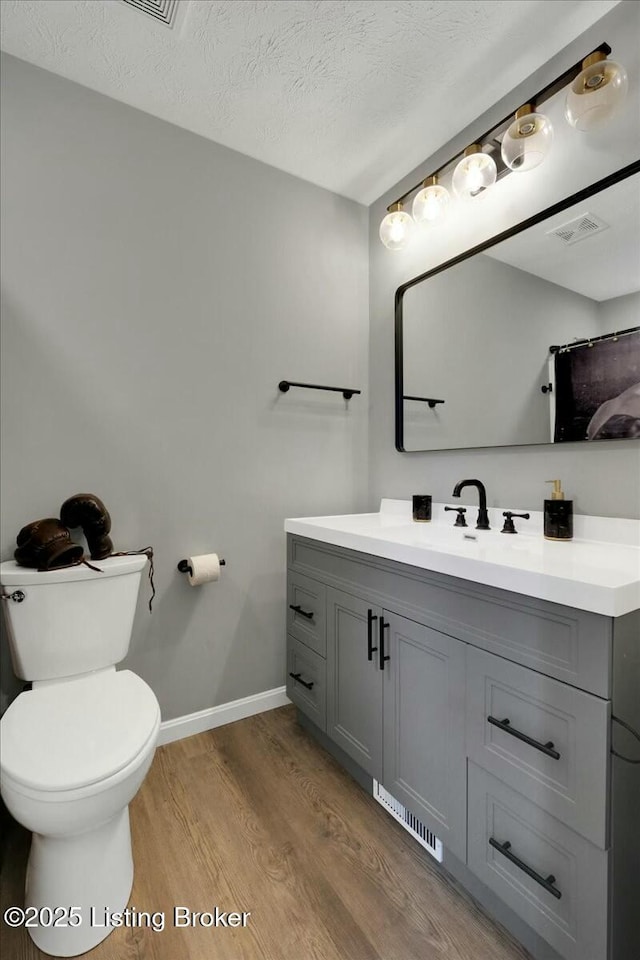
<box><xmin>395</xmin><ymin>164</ymin><xmax>640</xmax><ymax>451</ymax></box>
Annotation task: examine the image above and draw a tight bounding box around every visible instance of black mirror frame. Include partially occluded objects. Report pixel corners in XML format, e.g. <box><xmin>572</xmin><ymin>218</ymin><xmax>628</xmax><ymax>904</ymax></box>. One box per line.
<box><xmin>394</xmin><ymin>158</ymin><xmax>640</xmax><ymax>452</ymax></box>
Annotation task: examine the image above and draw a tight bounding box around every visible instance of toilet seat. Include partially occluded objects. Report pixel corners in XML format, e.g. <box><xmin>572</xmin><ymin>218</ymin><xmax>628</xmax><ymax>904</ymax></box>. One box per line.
<box><xmin>0</xmin><ymin>670</ymin><xmax>160</xmax><ymax>794</ymax></box>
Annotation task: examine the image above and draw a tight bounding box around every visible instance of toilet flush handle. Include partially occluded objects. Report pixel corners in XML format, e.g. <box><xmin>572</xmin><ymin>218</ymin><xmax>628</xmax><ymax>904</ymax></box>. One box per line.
<box><xmin>1</xmin><ymin>590</ymin><xmax>25</xmax><ymax>603</ymax></box>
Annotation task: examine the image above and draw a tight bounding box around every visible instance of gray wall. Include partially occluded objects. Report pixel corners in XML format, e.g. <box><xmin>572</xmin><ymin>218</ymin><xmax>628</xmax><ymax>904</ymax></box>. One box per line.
<box><xmin>598</xmin><ymin>291</ymin><xmax>640</xmax><ymax>331</ymax></box>
<box><xmin>0</xmin><ymin>54</ymin><xmax>369</xmax><ymax>717</ymax></box>
<box><xmin>368</xmin><ymin>1</ymin><xmax>640</xmax><ymax>518</ymax></box>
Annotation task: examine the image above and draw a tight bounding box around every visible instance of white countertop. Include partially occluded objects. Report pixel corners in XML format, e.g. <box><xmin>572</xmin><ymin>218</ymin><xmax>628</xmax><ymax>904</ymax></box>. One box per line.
<box><xmin>285</xmin><ymin>500</ymin><xmax>640</xmax><ymax>617</ymax></box>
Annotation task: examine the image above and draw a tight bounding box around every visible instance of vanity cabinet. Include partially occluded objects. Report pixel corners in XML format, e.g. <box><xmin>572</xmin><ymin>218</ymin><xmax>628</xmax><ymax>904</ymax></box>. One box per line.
<box><xmin>286</xmin><ymin>533</ymin><xmax>639</xmax><ymax>960</ymax></box>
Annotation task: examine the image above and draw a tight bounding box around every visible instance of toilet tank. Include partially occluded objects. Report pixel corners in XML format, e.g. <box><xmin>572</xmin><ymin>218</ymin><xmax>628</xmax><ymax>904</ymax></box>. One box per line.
<box><xmin>0</xmin><ymin>555</ymin><xmax>147</xmax><ymax>681</ymax></box>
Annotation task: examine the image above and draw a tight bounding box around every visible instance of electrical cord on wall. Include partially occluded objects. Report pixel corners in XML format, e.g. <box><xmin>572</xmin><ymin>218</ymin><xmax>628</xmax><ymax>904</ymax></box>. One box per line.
<box><xmin>110</xmin><ymin>547</ymin><xmax>155</xmax><ymax>611</ymax></box>
<box><xmin>611</xmin><ymin>714</ymin><xmax>640</xmax><ymax>764</ymax></box>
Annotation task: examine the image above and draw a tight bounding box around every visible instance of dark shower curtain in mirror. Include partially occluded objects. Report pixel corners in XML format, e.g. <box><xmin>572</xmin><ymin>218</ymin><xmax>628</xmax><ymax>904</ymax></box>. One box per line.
<box><xmin>552</xmin><ymin>329</ymin><xmax>640</xmax><ymax>442</ymax></box>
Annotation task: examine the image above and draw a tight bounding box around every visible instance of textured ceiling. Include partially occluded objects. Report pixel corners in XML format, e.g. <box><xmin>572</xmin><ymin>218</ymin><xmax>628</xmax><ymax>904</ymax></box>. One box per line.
<box><xmin>0</xmin><ymin>0</ymin><xmax>621</xmax><ymax>204</ymax></box>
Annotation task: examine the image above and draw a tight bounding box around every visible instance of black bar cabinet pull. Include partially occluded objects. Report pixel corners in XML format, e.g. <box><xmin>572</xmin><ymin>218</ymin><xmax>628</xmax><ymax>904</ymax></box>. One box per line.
<box><xmin>289</xmin><ymin>604</ymin><xmax>314</xmax><ymax>620</ymax></box>
<box><xmin>289</xmin><ymin>672</ymin><xmax>314</xmax><ymax>690</ymax></box>
<box><xmin>489</xmin><ymin>838</ymin><xmax>561</xmax><ymax>900</ymax></box>
<box><xmin>488</xmin><ymin>716</ymin><xmax>560</xmax><ymax>760</ymax></box>
<box><xmin>279</xmin><ymin>380</ymin><xmax>361</xmax><ymax>401</ymax></box>
<box><xmin>379</xmin><ymin>617</ymin><xmax>391</xmax><ymax>670</ymax></box>
<box><xmin>367</xmin><ymin>609</ymin><xmax>378</xmax><ymax>661</ymax></box>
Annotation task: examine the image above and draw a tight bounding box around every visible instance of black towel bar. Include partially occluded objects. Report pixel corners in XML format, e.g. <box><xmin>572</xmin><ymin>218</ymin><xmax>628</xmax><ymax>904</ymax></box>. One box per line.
<box><xmin>403</xmin><ymin>395</ymin><xmax>445</xmax><ymax>408</ymax></box>
<box><xmin>279</xmin><ymin>380</ymin><xmax>361</xmax><ymax>401</ymax></box>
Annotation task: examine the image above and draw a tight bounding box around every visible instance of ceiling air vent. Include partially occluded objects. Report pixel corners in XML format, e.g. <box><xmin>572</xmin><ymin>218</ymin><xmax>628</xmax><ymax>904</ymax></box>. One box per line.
<box><xmin>122</xmin><ymin>0</ymin><xmax>179</xmax><ymax>27</ymax></box>
<box><xmin>546</xmin><ymin>212</ymin><xmax>610</xmax><ymax>246</ymax></box>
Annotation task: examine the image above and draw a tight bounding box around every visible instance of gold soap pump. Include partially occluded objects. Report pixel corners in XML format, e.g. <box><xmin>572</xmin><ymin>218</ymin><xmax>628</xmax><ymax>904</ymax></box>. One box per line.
<box><xmin>544</xmin><ymin>479</ymin><xmax>573</xmax><ymax>541</ymax></box>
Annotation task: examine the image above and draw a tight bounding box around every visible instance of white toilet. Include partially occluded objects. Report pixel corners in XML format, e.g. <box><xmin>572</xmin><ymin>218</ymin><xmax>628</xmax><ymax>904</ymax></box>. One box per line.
<box><xmin>0</xmin><ymin>555</ymin><xmax>161</xmax><ymax>957</ymax></box>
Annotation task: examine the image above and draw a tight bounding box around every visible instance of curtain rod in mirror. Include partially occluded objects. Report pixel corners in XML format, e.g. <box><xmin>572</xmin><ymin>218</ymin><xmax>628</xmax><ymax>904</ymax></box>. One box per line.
<box><xmin>550</xmin><ymin>326</ymin><xmax>639</xmax><ymax>354</ymax></box>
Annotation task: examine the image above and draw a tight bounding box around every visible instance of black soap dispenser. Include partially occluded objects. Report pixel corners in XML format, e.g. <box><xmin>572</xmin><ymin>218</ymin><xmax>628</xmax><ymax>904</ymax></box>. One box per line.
<box><xmin>544</xmin><ymin>479</ymin><xmax>573</xmax><ymax>541</ymax></box>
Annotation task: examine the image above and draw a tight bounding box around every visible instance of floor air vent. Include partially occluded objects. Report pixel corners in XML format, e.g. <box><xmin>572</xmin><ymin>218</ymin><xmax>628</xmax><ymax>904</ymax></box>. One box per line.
<box><xmin>373</xmin><ymin>781</ymin><xmax>443</xmax><ymax>862</ymax></box>
<box><xmin>122</xmin><ymin>0</ymin><xmax>179</xmax><ymax>27</ymax></box>
<box><xmin>546</xmin><ymin>212</ymin><xmax>610</xmax><ymax>246</ymax></box>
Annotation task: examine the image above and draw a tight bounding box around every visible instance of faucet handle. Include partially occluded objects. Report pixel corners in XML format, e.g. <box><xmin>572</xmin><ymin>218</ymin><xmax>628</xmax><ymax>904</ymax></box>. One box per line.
<box><xmin>445</xmin><ymin>506</ymin><xmax>468</xmax><ymax>527</ymax></box>
<box><xmin>501</xmin><ymin>511</ymin><xmax>530</xmax><ymax>534</ymax></box>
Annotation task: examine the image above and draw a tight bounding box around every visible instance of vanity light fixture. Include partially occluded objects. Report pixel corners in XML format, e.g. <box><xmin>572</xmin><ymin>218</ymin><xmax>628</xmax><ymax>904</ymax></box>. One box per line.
<box><xmin>565</xmin><ymin>51</ymin><xmax>628</xmax><ymax>131</ymax></box>
<box><xmin>452</xmin><ymin>145</ymin><xmax>497</xmax><ymax>199</ymax></box>
<box><xmin>380</xmin><ymin>42</ymin><xmax>629</xmax><ymax>249</ymax></box>
<box><xmin>379</xmin><ymin>201</ymin><xmax>415</xmax><ymax>250</ymax></box>
<box><xmin>412</xmin><ymin>175</ymin><xmax>450</xmax><ymax>225</ymax></box>
<box><xmin>501</xmin><ymin>104</ymin><xmax>554</xmax><ymax>171</ymax></box>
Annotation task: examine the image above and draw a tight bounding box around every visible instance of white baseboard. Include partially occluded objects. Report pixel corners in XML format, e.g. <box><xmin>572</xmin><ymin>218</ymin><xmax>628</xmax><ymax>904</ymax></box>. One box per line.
<box><xmin>158</xmin><ymin>686</ymin><xmax>291</xmax><ymax>746</ymax></box>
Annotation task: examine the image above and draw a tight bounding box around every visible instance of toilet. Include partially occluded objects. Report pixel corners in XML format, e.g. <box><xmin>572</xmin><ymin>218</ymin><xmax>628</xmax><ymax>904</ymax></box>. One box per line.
<box><xmin>0</xmin><ymin>555</ymin><xmax>160</xmax><ymax>957</ymax></box>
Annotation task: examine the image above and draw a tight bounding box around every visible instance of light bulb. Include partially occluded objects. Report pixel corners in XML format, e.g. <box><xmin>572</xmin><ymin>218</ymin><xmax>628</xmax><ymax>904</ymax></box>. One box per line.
<box><xmin>412</xmin><ymin>176</ymin><xmax>450</xmax><ymax>226</ymax></box>
<box><xmin>379</xmin><ymin>202</ymin><xmax>414</xmax><ymax>250</ymax></box>
<box><xmin>565</xmin><ymin>51</ymin><xmax>628</xmax><ymax>131</ymax></box>
<box><xmin>501</xmin><ymin>104</ymin><xmax>553</xmax><ymax>171</ymax></box>
<box><xmin>452</xmin><ymin>145</ymin><xmax>497</xmax><ymax>200</ymax></box>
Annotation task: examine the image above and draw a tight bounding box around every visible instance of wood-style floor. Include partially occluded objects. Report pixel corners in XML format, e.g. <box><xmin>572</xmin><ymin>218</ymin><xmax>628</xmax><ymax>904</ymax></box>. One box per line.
<box><xmin>1</xmin><ymin>705</ymin><xmax>531</xmax><ymax>960</ymax></box>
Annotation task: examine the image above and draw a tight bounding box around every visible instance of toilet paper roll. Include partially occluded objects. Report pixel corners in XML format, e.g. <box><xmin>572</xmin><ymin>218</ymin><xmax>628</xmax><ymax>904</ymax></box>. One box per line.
<box><xmin>187</xmin><ymin>553</ymin><xmax>221</xmax><ymax>586</ymax></box>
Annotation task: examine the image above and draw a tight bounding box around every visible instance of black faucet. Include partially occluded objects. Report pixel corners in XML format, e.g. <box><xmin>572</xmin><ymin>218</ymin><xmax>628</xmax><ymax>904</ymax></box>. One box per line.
<box><xmin>452</xmin><ymin>479</ymin><xmax>490</xmax><ymax>530</ymax></box>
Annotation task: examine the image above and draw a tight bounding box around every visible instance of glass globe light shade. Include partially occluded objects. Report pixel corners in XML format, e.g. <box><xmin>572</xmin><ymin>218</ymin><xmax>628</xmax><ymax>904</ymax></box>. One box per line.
<box><xmin>452</xmin><ymin>146</ymin><xmax>497</xmax><ymax>200</ymax></box>
<box><xmin>379</xmin><ymin>203</ymin><xmax>414</xmax><ymax>250</ymax></box>
<box><xmin>565</xmin><ymin>53</ymin><xmax>628</xmax><ymax>131</ymax></box>
<box><xmin>412</xmin><ymin>178</ymin><xmax>450</xmax><ymax>225</ymax></box>
<box><xmin>501</xmin><ymin>106</ymin><xmax>553</xmax><ymax>171</ymax></box>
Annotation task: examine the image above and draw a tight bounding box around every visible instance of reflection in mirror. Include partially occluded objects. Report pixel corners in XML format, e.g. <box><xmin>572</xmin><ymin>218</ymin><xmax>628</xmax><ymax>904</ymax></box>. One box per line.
<box><xmin>397</xmin><ymin>166</ymin><xmax>640</xmax><ymax>452</ymax></box>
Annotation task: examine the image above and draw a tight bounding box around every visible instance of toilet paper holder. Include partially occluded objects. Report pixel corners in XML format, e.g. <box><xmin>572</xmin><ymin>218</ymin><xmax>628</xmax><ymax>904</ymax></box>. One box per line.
<box><xmin>177</xmin><ymin>557</ymin><xmax>226</xmax><ymax>575</ymax></box>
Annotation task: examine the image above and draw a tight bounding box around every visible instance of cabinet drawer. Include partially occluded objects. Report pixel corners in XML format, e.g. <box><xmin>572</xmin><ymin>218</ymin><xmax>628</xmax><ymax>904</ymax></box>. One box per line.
<box><xmin>287</xmin><ymin>573</ymin><xmax>326</xmax><ymax>656</ymax></box>
<box><xmin>468</xmin><ymin>763</ymin><xmax>608</xmax><ymax>960</ymax></box>
<box><xmin>466</xmin><ymin>646</ymin><xmax>609</xmax><ymax>848</ymax></box>
<box><xmin>287</xmin><ymin>637</ymin><xmax>326</xmax><ymax>731</ymax></box>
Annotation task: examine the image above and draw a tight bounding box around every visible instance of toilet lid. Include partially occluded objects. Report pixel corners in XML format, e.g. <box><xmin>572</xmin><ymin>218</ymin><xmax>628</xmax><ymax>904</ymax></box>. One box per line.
<box><xmin>0</xmin><ymin>670</ymin><xmax>160</xmax><ymax>793</ymax></box>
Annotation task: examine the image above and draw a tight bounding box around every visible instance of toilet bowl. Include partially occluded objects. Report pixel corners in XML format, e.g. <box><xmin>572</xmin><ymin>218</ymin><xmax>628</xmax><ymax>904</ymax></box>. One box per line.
<box><xmin>0</xmin><ymin>668</ymin><xmax>160</xmax><ymax>956</ymax></box>
<box><xmin>0</xmin><ymin>554</ymin><xmax>160</xmax><ymax>956</ymax></box>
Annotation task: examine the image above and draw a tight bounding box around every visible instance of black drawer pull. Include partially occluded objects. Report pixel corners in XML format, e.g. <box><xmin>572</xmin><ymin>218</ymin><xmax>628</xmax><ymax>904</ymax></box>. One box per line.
<box><xmin>367</xmin><ymin>608</ymin><xmax>378</xmax><ymax>661</ymax></box>
<box><xmin>289</xmin><ymin>604</ymin><xmax>314</xmax><ymax>620</ymax></box>
<box><xmin>379</xmin><ymin>617</ymin><xmax>391</xmax><ymax>670</ymax></box>
<box><xmin>289</xmin><ymin>672</ymin><xmax>314</xmax><ymax>690</ymax></box>
<box><xmin>488</xmin><ymin>716</ymin><xmax>560</xmax><ymax>760</ymax></box>
<box><xmin>489</xmin><ymin>838</ymin><xmax>561</xmax><ymax>900</ymax></box>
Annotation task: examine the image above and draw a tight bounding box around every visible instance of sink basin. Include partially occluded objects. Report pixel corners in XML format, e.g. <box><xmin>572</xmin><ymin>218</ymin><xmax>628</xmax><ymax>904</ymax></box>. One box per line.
<box><xmin>285</xmin><ymin>499</ymin><xmax>640</xmax><ymax>617</ymax></box>
<box><xmin>373</xmin><ymin>522</ymin><xmax>524</xmax><ymax>547</ymax></box>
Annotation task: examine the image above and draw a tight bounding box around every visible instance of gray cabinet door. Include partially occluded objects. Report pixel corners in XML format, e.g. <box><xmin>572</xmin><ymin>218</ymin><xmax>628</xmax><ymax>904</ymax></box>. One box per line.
<box><xmin>382</xmin><ymin>612</ymin><xmax>467</xmax><ymax>862</ymax></box>
<box><xmin>326</xmin><ymin>588</ymin><xmax>383</xmax><ymax>779</ymax></box>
